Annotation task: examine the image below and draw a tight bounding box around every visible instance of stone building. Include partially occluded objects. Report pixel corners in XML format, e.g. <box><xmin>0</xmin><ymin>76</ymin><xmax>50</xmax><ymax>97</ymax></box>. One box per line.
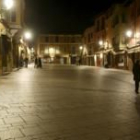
<box><xmin>83</xmin><ymin>0</ymin><xmax>140</xmax><ymax>70</ymax></box>
<box><xmin>125</xmin><ymin>0</ymin><xmax>140</xmax><ymax>71</ymax></box>
<box><xmin>0</xmin><ymin>0</ymin><xmax>25</xmax><ymax>74</ymax></box>
<box><xmin>37</xmin><ymin>34</ymin><xmax>82</xmax><ymax>64</ymax></box>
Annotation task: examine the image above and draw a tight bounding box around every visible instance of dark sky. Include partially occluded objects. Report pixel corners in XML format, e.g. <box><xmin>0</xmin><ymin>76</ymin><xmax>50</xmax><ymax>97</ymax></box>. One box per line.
<box><xmin>25</xmin><ymin>0</ymin><xmax>126</xmax><ymax>35</ymax></box>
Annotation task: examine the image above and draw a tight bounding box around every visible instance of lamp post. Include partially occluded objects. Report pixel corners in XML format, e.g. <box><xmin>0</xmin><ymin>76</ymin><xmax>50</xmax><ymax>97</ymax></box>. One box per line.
<box><xmin>125</xmin><ymin>30</ymin><xmax>133</xmax><ymax>49</ymax></box>
<box><xmin>125</xmin><ymin>30</ymin><xmax>133</xmax><ymax>50</ymax></box>
<box><xmin>79</xmin><ymin>46</ymin><xmax>83</xmax><ymax>56</ymax></box>
<box><xmin>124</xmin><ymin>30</ymin><xmax>133</xmax><ymax>69</ymax></box>
<box><xmin>79</xmin><ymin>46</ymin><xmax>83</xmax><ymax>65</ymax></box>
<box><xmin>98</xmin><ymin>40</ymin><xmax>104</xmax><ymax>67</ymax></box>
<box><xmin>23</xmin><ymin>31</ymin><xmax>33</xmax><ymax>64</ymax></box>
<box><xmin>98</xmin><ymin>40</ymin><xmax>108</xmax><ymax>67</ymax></box>
<box><xmin>125</xmin><ymin>29</ymin><xmax>140</xmax><ymax>69</ymax></box>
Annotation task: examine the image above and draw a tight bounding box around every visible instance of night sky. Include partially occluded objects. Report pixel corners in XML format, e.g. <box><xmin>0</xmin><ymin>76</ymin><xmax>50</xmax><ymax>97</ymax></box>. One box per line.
<box><xmin>25</xmin><ymin>0</ymin><xmax>126</xmax><ymax>35</ymax></box>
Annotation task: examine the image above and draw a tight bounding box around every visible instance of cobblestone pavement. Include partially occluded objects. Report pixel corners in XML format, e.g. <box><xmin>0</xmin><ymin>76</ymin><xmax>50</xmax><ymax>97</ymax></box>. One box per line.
<box><xmin>0</xmin><ymin>64</ymin><xmax>140</xmax><ymax>140</ymax></box>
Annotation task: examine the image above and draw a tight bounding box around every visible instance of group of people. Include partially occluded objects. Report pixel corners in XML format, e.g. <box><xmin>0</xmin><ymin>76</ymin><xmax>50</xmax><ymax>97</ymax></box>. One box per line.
<box><xmin>34</xmin><ymin>57</ymin><xmax>42</xmax><ymax>68</ymax></box>
<box><xmin>20</xmin><ymin>56</ymin><xmax>42</xmax><ymax>68</ymax></box>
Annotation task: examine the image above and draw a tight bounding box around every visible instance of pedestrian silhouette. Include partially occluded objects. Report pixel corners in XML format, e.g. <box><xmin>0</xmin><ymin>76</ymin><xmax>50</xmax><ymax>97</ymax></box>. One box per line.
<box><xmin>133</xmin><ymin>60</ymin><xmax>140</xmax><ymax>94</ymax></box>
<box><xmin>79</xmin><ymin>58</ymin><xmax>81</xmax><ymax>65</ymax></box>
<box><xmin>24</xmin><ymin>57</ymin><xmax>29</xmax><ymax>68</ymax></box>
<box><xmin>34</xmin><ymin>57</ymin><xmax>38</xmax><ymax>68</ymax></box>
<box><xmin>38</xmin><ymin>57</ymin><xmax>42</xmax><ymax>68</ymax></box>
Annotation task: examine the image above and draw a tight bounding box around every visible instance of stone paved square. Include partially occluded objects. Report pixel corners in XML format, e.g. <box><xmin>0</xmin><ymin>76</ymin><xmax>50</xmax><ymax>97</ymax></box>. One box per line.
<box><xmin>0</xmin><ymin>65</ymin><xmax>140</xmax><ymax>140</ymax></box>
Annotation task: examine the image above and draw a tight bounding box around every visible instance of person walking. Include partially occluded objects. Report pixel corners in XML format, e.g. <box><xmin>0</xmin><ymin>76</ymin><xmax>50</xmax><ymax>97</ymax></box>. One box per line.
<box><xmin>133</xmin><ymin>60</ymin><xmax>140</xmax><ymax>94</ymax></box>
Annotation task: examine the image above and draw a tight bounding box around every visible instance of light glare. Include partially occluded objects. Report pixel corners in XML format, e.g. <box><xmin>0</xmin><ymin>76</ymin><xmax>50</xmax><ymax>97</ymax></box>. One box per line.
<box><xmin>79</xmin><ymin>46</ymin><xmax>83</xmax><ymax>50</ymax></box>
<box><xmin>100</xmin><ymin>53</ymin><xmax>103</xmax><ymax>59</ymax></box>
<box><xmin>99</xmin><ymin>40</ymin><xmax>103</xmax><ymax>46</ymax></box>
<box><xmin>4</xmin><ymin>0</ymin><xmax>14</xmax><ymax>9</ymax></box>
<box><xmin>126</xmin><ymin>30</ymin><xmax>132</xmax><ymax>38</ymax></box>
<box><xmin>135</xmin><ymin>33</ymin><xmax>140</xmax><ymax>39</ymax></box>
<box><xmin>24</xmin><ymin>32</ymin><xmax>32</xmax><ymax>40</ymax></box>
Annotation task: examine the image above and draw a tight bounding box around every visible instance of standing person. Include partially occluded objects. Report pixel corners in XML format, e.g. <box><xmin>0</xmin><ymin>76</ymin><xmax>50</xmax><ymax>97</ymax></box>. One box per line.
<box><xmin>38</xmin><ymin>57</ymin><xmax>42</xmax><ymax>68</ymax></box>
<box><xmin>19</xmin><ymin>56</ymin><xmax>24</xmax><ymax>67</ymax></box>
<box><xmin>133</xmin><ymin>60</ymin><xmax>140</xmax><ymax>94</ymax></box>
<box><xmin>24</xmin><ymin>57</ymin><xmax>29</xmax><ymax>68</ymax></box>
<box><xmin>34</xmin><ymin>57</ymin><xmax>38</xmax><ymax>68</ymax></box>
<box><xmin>79</xmin><ymin>58</ymin><xmax>82</xmax><ymax>66</ymax></box>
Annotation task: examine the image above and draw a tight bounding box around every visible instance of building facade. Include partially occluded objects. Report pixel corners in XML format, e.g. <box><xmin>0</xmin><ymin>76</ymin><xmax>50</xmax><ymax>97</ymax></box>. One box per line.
<box><xmin>82</xmin><ymin>0</ymin><xmax>140</xmax><ymax>71</ymax></box>
<box><xmin>37</xmin><ymin>34</ymin><xmax>82</xmax><ymax>64</ymax></box>
<box><xmin>125</xmin><ymin>0</ymin><xmax>140</xmax><ymax>71</ymax></box>
<box><xmin>0</xmin><ymin>0</ymin><xmax>25</xmax><ymax>74</ymax></box>
<box><xmin>82</xmin><ymin>26</ymin><xmax>96</xmax><ymax>66</ymax></box>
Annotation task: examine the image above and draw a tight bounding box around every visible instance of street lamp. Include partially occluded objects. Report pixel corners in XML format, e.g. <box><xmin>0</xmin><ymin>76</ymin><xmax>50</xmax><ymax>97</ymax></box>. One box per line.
<box><xmin>125</xmin><ymin>30</ymin><xmax>133</xmax><ymax>48</ymax></box>
<box><xmin>24</xmin><ymin>31</ymin><xmax>32</xmax><ymax>40</ymax></box>
<box><xmin>100</xmin><ymin>53</ymin><xmax>103</xmax><ymax>59</ymax></box>
<box><xmin>78</xmin><ymin>46</ymin><xmax>83</xmax><ymax>65</ymax></box>
<box><xmin>4</xmin><ymin>0</ymin><xmax>14</xmax><ymax>10</ymax></box>
<box><xmin>0</xmin><ymin>0</ymin><xmax>14</xmax><ymax>19</ymax></box>
<box><xmin>99</xmin><ymin>40</ymin><xmax>103</xmax><ymax>46</ymax></box>
<box><xmin>126</xmin><ymin>30</ymin><xmax>132</xmax><ymax>38</ymax></box>
<box><xmin>98</xmin><ymin>40</ymin><xmax>107</xmax><ymax>67</ymax></box>
<box><xmin>22</xmin><ymin>31</ymin><xmax>33</xmax><ymax>66</ymax></box>
<box><xmin>79</xmin><ymin>46</ymin><xmax>83</xmax><ymax>50</ymax></box>
<box><xmin>124</xmin><ymin>30</ymin><xmax>133</xmax><ymax>70</ymax></box>
<box><xmin>135</xmin><ymin>32</ymin><xmax>140</xmax><ymax>39</ymax></box>
<box><xmin>79</xmin><ymin>46</ymin><xmax>83</xmax><ymax>56</ymax></box>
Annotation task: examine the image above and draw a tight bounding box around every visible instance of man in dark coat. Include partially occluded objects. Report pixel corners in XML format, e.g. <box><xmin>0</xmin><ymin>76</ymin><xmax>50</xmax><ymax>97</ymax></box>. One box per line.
<box><xmin>133</xmin><ymin>60</ymin><xmax>140</xmax><ymax>94</ymax></box>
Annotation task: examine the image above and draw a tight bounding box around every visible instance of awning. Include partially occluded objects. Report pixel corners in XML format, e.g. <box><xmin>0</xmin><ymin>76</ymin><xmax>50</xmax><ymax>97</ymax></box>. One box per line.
<box><xmin>127</xmin><ymin>44</ymin><xmax>140</xmax><ymax>53</ymax></box>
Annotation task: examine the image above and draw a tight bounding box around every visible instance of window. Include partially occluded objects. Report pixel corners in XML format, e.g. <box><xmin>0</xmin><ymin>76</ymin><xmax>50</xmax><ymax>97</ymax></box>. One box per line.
<box><xmin>64</xmin><ymin>37</ymin><xmax>67</xmax><ymax>43</ymax></box>
<box><xmin>88</xmin><ymin>46</ymin><xmax>92</xmax><ymax>55</ymax></box>
<box><xmin>138</xmin><ymin>6</ymin><xmax>140</xmax><ymax>15</ymax></box>
<box><xmin>121</xmin><ymin>36</ymin><xmax>126</xmax><ymax>44</ymax></box>
<box><xmin>88</xmin><ymin>34</ymin><xmax>90</xmax><ymax>42</ymax></box>
<box><xmin>91</xmin><ymin>33</ymin><xmax>93</xmax><ymax>38</ymax></box>
<box><xmin>121</xmin><ymin>13</ymin><xmax>126</xmax><ymax>23</ymax></box>
<box><xmin>112</xmin><ymin>36</ymin><xmax>120</xmax><ymax>50</ymax></box>
<box><xmin>55</xmin><ymin>36</ymin><xmax>59</xmax><ymax>43</ymax></box>
<box><xmin>115</xmin><ymin>15</ymin><xmax>119</xmax><ymax>24</ymax></box>
<box><xmin>96</xmin><ymin>20</ymin><xmax>100</xmax><ymax>31</ymax></box>
<box><xmin>67</xmin><ymin>36</ymin><xmax>70</xmax><ymax>43</ymax></box>
<box><xmin>112</xmin><ymin>15</ymin><xmax>119</xmax><ymax>27</ymax></box>
<box><xmin>131</xmin><ymin>6</ymin><xmax>136</xmax><ymax>20</ymax></box>
<box><xmin>45</xmin><ymin>37</ymin><xmax>49</xmax><ymax>42</ymax></box>
<box><xmin>72</xmin><ymin>46</ymin><xmax>75</xmax><ymax>54</ymax></box>
<box><xmin>101</xmin><ymin>17</ymin><xmax>105</xmax><ymax>30</ymax></box>
<box><xmin>72</xmin><ymin>37</ymin><xmax>75</xmax><ymax>43</ymax></box>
